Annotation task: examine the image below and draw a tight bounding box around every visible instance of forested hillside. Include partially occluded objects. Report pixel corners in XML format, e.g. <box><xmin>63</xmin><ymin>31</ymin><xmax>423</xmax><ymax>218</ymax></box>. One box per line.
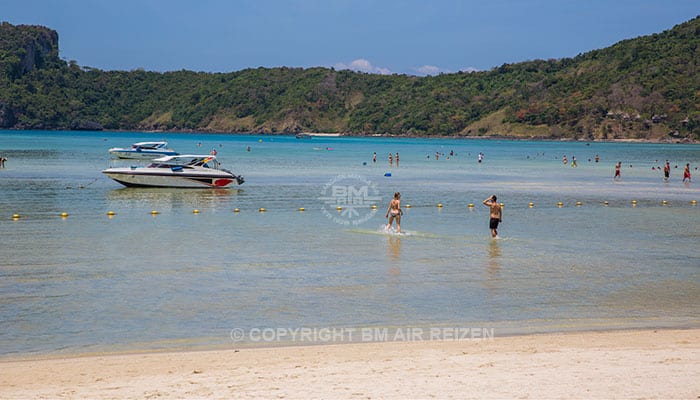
<box><xmin>1</xmin><ymin>17</ymin><xmax>698</xmax><ymax>140</ymax></box>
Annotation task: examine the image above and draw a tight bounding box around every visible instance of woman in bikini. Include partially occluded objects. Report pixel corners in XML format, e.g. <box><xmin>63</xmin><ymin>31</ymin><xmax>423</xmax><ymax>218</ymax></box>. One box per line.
<box><xmin>385</xmin><ymin>192</ymin><xmax>402</xmax><ymax>233</ymax></box>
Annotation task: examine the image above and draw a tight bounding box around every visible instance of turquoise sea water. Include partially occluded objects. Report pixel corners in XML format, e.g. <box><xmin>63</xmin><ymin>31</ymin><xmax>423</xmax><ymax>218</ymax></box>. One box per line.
<box><xmin>1</xmin><ymin>130</ymin><xmax>699</xmax><ymax>356</ymax></box>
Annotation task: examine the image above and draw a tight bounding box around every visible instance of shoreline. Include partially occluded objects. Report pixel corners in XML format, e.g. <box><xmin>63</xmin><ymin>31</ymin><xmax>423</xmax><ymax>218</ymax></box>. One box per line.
<box><xmin>2</xmin><ymin>328</ymin><xmax>698</xmax><ymax>399</ymax></box>
<box><xmin>2</xmin><ymin>127</ymin><xmax>697</xmax><ymax>144</ymax></box>
<box><xmin>4</xmin><ymin>321</ymin><xmax>698</xmax><ymax>362</ymax></box>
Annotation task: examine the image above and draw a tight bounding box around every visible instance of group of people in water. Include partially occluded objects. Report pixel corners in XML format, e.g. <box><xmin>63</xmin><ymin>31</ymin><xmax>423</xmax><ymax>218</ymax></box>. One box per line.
<box><xmin>562</xmin><ymin>154</ymin><xmax>599</xmax><ymax>166</ymax></box>
<box><xmin>384</xmin><ymin>192</ymin><xmax>503</xmax><ymax>239</ymax></box>
<box><xmin>558</xmin><ymin>153</ymin><xmax>692</xmax><ymax>183</ymax></box>
<box><xmin>615</xmin><ymin>160</ymin><xmax>692</xmax><ymax>182</ymax></box>
<box><xmin>654</xmin><ymin>160</ymin><xmax>693</xmax><ymax>183</ymax></box>
<box><xmin>373</xmin><ymin>152</ymin><xmax>400</xmax><ymax>167</ymax></box>
<box><xmin>376</xmin><ymin>150</ymin><xmax>488</xmax><ymax>164</ymax></box>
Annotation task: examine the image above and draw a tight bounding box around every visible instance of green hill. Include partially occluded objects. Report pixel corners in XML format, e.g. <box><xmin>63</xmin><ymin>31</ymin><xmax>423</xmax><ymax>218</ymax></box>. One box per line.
<box><xmin>0</xmin><ymin>17</ymin><xmax>698</xmax><ymax>140</ymax></box>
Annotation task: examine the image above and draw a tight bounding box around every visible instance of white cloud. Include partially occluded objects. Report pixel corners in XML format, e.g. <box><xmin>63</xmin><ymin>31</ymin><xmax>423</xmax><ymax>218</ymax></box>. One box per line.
<box><xmin>334</xmin><ymin>59</ymin><xmax>392</xmax><ymax>75</ymax></box>
<box><xmin>416</xmin><ymin>65</ymin><xmax>442</xmax><ymax>76</ymax></box>
<box><xmin>415</xmin><ymin>65</ymin><xmax>480</xmax><ymax>76</ymax></box>
<box><xmin>333</xmin><ymin>60</ymin><xmax>479</xmax><ymax>76</ymax></box>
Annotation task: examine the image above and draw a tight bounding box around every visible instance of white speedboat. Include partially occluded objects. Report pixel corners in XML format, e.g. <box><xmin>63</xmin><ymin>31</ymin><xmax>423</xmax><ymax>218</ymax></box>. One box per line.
<box><xmin>108</xmin><ymin>141</ymin><xmax>179</xmax><ymax>159</ymax></box>
<box><xmin>102</xmin><ymin>155</ymin><xmax>244</xmax><ymax>188</ymax></box>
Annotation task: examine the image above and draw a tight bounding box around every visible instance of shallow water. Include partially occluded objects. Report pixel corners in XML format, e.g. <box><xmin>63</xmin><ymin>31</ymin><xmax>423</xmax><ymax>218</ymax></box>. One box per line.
<box><xmin>0</xmin><ymin>130</ymin><xmax>699</xmax><ymax>355</ymax></box>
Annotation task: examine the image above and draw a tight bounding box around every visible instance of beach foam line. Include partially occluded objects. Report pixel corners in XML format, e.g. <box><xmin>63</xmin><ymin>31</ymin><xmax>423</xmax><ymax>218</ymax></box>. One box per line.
<box><xmin>346</xmin><ymin>228</ymin><xmax>441</xmax><ymax>238</ymax></box>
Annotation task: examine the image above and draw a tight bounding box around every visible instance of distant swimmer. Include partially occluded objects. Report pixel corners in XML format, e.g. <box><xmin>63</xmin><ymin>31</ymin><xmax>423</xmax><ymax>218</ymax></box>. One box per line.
<box><xmin>373</xmin><ymin>152</ymin><xmax>377</xmax><ymax>163</ymax></box>
<box><xmin>664</xmin><ymin>160</ymin><xmax>670</xmax><ymax>181</ymax></box>
<box><xmin>683</xmin><ymin>163</ymin><xmax>692</xmax><ymax>183</ymax></box>
<box><xmin>614</xmin><ymin>161</ymin><xmax>622</xmax><ymax>181</ymax></box>
<box><xmin>483</xmin><ymin>195</ymin><xmax>502</xmax><ymax>239</ymax></box>
<box><xmin>595</xmin><ymin>154</ymin><xmax>599</xmax><ymax>163</ymax></box>
<box><xmin>385</xmin><ymin>192</ymin><xmax>403</xmax><ymax>233</ymax></box>
<box><xmin>395</xmin><ymin>153</ymin><xmax>399</xmax><ymax>167</ymax></box>
<box><xmin>478</xmin><ymin>152</ymin><xmax>483</xmax><ymax>163</ymax></box>
<box><xmin>562</xmin><ymin>155</ymin><xmax>568</xmax><ymax>165</ymax></box>
<box><xmin>388</xmin><ymin>152</ymin><xmax>393</xmax><ymax>166</ymax></box>
<box><xmin>571</xmin><ymin>156</ymin><xmax>577</xmax><ymax>167</ymax></box>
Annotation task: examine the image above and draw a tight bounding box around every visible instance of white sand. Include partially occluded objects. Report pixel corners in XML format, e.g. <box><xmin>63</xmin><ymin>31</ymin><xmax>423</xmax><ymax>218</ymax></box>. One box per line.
<box><xmin>1</xmin><ymin>329</ymin><xmax>698</xmax><ymax>399</ymax></box>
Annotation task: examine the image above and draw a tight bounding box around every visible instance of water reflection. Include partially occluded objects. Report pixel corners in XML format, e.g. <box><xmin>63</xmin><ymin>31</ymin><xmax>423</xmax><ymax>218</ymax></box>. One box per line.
<box><xmin>387</xmin><ymin>235</ymin><xmax>402</xmax><ymax>276</ymax></box>
<box><xmin>105</xmin><ymin>187</ymin><xmax>240</xmax><ymax>211</ymax></box>
<box><xmin>484</xmin><ymin>240</ymin><xmax>501</xmax><ymax>293</ymax></box>
<box><xmin>488</xmin><ymin>239</ymin><xmax>501</xmax><ymax>269</ymax></box>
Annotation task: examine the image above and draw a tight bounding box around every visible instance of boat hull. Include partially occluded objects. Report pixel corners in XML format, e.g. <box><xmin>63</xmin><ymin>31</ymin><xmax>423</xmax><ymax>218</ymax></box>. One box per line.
<box><xmin>103</xmin><ymin>169</ymin><xmax>239</xmax><ymax>188</ymax></box>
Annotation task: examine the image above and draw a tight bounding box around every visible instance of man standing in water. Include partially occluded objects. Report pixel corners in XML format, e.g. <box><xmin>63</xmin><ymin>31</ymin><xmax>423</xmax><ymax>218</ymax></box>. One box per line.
<box><xmin>483</xmin><ymin>195</ymin><xmax>502</xmax><ymax>239</ymax></box>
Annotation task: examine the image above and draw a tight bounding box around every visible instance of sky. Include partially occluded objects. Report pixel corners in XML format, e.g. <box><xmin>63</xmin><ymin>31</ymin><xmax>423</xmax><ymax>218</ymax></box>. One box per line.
<box><xmin>3</xmin><ymin>0</ymin><xmax>698</xmax><ymax>76</ymax></box>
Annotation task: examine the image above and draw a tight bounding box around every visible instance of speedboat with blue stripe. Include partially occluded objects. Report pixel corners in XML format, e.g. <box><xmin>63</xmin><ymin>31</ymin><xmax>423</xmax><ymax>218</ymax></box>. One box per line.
<box><xmin>102</xmin><ymin>155</ymin><xmax>244</xmax><ymax>188</ymax></box>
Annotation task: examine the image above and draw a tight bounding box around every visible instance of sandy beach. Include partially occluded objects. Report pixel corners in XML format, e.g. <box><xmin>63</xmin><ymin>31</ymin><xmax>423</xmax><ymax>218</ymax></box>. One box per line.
<box><xmin>1</xmin><ymin>328</ymin><xmax>698</xmax><ymax>399</ymax></box>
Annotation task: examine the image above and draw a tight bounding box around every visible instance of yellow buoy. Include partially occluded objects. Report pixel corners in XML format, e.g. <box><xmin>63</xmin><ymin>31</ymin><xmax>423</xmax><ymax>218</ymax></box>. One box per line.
<box><xmin>151</xmin><ymin>210</ymin><xmax>159</xmax><ymax>215</ymax></box>
<box><xmin>12</xmin><ymin>213</ymin><xmax>20</xmax><ymax>219</ymax></box>
<box><xmin>336</xmin><ymin>206</ymin><xmax>343</xmax><ymax>211</ymax></box>
<box><xmin>528</xmin><ymin>202</ymin><xmax>534</xmax><ymax>207</ymax></box>
<box><xmin>468</xmin><ymin>203</ymin><xmax>474</xmax><ymax>208</ymax></box>
<box><xmin>298</xmin><ymin>207</ymin><xmax>305</xmax><ymax>212</ymax></box>
<box><xmin>557</xmin><ymin>202</ymin><xmax>563</xmax><ymax>207</ymax></box>
<box><xmin>61</xmin><ymin>212</ymin><xmax>69</xmax><ymax>218</ymax></box>
<box><xmin>233</xmin><ymin>208</ymin><xmax>240</xmax><ymax>213</ymax></box>
<box><xmin>259</xmin><ymin>208</ymin><xmax>266</xmax><ymax>212</ymax></box>
<box><xmin>661</xmin><ymin>200</ymin><xmax>667</xmax><ymax>205</ymax></box>
<box><xmin>576</xmin><ymin>201</ymin><xmax>582</xmax><ymax>206</ymax></box>
<box><xmin>107</xmin><ymin>211</ymin><xmax>115</xmax><ymax>215</ymax></box>
<box><xmin>405</xmin><ymin>204</ymin><xmax>411</xmax><ymax>208</ymax></box>
<box><xmin>437</xmin><ymin>203</ymin><xmax>443</xmax><ymax>208</ymax></box>
<box><xmin>692</xmin><ymin>200</ymin><xmax>697</xmax><ymax>205</ymax></box>
<box><xmin>499</xmin><ymin>203</ymin><xmax>505</xmax><ymax>207</ymax></box>
<box><xmin>193</xmin><ymin>209</ymin><xmax>200</xmax><ymax>214</ymax></box>
<box><xmin>603</xmin><ymin>201</ymin><xmax>609</xmax><ymax>206</ymax></box>
<box><xmin>371</xmin><ymin>205</ymin><xmax>377</xmax><ymax>209</ymax></box>
<box><xmin>631</xmin><ymin>200</ymin><xmax>637</xmax><ymax>206</ymax></box>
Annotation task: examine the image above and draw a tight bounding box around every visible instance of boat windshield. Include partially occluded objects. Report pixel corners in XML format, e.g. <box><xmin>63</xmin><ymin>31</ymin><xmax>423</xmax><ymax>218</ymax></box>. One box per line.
<box><xmin>149</xmin><ymin>155</ymin><xmax>219</xmax><ymax>168</ymax></box>
<box><xmin>186</xmin><ymin>157</ymin><xmax>218</xmax><ymax>168</ymax></box>
<box><xmin>132</xmin><ymin>142</ymin><xmax>166</xmax><ymax>150</ymax></box>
